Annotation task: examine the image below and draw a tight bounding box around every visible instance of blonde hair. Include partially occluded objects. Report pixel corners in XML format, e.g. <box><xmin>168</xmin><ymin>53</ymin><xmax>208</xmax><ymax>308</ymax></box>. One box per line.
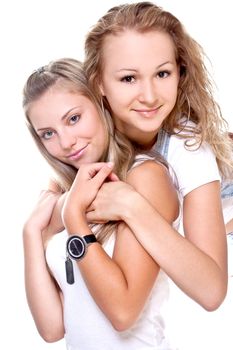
<box><xmin>23</xmin><ymin>58</ymin><xmax>167</xmax><ymax>243</ymax></box>
<box><xmin>84</xmin><ymin>1</ymin><xmax>233</xmax><ymax>178</ymax></box>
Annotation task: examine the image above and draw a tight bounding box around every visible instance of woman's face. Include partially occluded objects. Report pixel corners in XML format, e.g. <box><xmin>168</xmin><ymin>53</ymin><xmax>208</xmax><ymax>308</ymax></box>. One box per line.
<box><xmin>28</xmin><ymin>85</ymin><xmax>107</xmax><ymax>169</ymax></box>
<box><xmin>100</xmin><ymin>30</ymin><xmax>180</xmax><ymax>146</ymax></box>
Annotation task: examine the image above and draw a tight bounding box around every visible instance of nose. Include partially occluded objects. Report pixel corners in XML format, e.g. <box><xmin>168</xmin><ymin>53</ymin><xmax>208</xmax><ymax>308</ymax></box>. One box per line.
<box><xmin>138</xmin><ymin>79</ymin><xmax>157</xmax><ymax>105</ymax></box>
<box><xmin>59</xmin><ymin>129</ymin><xmax>76</xmax><ymax>150</ymax></box>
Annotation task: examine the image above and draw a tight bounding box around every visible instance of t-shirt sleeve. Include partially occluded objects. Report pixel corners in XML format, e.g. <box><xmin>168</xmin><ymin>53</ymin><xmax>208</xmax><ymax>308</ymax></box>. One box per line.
<box><xmin>168</xmin><ymin>136</ymin><xmax>221</xmax><ymax>197</ymax></box>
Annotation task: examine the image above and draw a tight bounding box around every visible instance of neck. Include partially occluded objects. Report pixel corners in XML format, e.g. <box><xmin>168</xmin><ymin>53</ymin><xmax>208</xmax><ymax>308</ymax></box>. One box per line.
<box><xmin>133</xmin><ymin>134</ymin><xmax>158</xmax><ymax>151</ymax></box>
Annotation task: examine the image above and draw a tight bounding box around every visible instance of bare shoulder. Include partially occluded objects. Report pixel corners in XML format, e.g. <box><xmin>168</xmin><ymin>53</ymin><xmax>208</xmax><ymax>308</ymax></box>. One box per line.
<box><xmin>127</xmin><ymin>160</ymin><xmax>179</xmax><ymax>223</ymax></box>
<box><xmin>127</xmin><ymin>160</ymin><xmax>173</xmax><ymax>191</ymax></box>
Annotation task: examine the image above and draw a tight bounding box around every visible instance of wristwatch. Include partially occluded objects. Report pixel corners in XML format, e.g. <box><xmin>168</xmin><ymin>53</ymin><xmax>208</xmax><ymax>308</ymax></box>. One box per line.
<box><xmin>66</xmin><ymin>234</ymin><xmax>97</xmax><ymax>260</ymax></box>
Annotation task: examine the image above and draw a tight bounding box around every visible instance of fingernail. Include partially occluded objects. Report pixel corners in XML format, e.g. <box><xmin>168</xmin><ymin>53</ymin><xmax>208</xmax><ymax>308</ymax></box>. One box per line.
<box><xmin>107</xmin><ymin>162</ymin><xmax>114</xmax><ymax>168</ymax></box>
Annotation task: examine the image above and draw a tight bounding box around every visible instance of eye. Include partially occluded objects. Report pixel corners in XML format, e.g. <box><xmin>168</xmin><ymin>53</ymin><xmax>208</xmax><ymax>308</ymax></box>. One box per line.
<box><xmin>157</xmin><ymin>70</ymin><xmax>170</xmax><ymax>79</ymax></box>
<box><xmin>41</xmin><ymin>130</ymin><xmax>54</xmax><ymax>140</ymax></box>
<box><xmin>69</xmin><ymin>114</ymin><xmax>80</xmax><ymax>124</ymax></box>
<box><xmin>120</xmin><ymin>75</ymin><xmax>136</xmax><ymax>84</ymax></box>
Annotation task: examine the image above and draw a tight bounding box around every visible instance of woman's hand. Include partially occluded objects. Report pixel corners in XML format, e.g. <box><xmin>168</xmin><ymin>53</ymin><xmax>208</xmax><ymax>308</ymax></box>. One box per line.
<box><xmin>62</xmin><ymin>162</ymin><xmax>117</xmax><ymax>232</ymax></box>
<box><xmin>24</xmin><ymin>190</ymin><xmax>60</xmax><ymax>233</ymax></box>
<box><xmin>86</xmin><ymin>180</ymin><xmax>137</xmax><ymax>223</ymax></box>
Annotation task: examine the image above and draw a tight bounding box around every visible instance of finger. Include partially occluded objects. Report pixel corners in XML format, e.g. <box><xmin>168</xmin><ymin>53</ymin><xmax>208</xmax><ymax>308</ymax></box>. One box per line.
<box><xmin>90</xmin><ymin>163</ymin><xmax>114</xmax><ymax>189</ymax></box>
<box><xmin>107</xmin><ymin>172</ymin><xmax>119</xmax><ymax>182</ymax></box>
<box><xmin>79</xmin><ymin>162</ymin><xmax>111</xmax><ymax>174</ymax></box>
<box><xmin>86</xmin><ymin>203</ymin><xmax>94</xmax><ymax>212</ymax></box>
<box><xmin>86</xmin><ymin>211</ymin><xmax>93</xmax><ymax>223</ymax></box>
<box><xmin>86</xmin><ymin>211</ymin><xmax>107</xmax><ymax>224</ymax></box>
<box><xmin>76</xmin><ymin>162</ymin><xmax>113</xmax><ymax>182</ymax></box>
<box><xmin>87</xmin><ymin>162</ymin><xmax>114</xmax><ymax>179</ymax></box>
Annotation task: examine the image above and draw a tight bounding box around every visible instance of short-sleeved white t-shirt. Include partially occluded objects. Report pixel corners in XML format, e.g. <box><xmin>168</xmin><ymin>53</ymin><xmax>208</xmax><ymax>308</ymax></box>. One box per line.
<box><xmin>46</xmin><ymin>155</ymin><xmax>180</xmax><ymax>350</ymax></box>
<box><xmin>166</xmin><ymin>134</ymin><xmax>221</xmax><ymax>197</ymax></box>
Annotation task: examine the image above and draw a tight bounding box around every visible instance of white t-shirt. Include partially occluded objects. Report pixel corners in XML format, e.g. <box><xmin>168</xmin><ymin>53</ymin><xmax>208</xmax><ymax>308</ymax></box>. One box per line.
<box><xmin>46</xmin><ymin>230</ymin><xmax>177</xmax><ymax>350</ymax></box>
<box><xmin>46</xmin><ymin>156</ymin><xmax>180</xmax><ymax>350</ymax></box>
<box><xmin>166</xmin><ymin>134</ymin><xmax>221</xmax><ymax>197</ymax></box>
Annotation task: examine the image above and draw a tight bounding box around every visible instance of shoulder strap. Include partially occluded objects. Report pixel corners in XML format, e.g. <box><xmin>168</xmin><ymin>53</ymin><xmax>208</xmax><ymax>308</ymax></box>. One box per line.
<box><xmin>154</xmin><ymin>129</ymin><xmax>171</xmax><ymax>160</ymax></box>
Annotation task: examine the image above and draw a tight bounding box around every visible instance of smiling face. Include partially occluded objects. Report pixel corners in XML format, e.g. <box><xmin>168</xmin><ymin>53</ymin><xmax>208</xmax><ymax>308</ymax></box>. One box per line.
<box><xmin>100</xmin><ymin>30</ymin><xmax>180</xmax><ymax>146</ymax></box>
<box><xmin>28</xmin><ymin>84</ymin><xmax>107</xmax><ymax>169</ymax></box>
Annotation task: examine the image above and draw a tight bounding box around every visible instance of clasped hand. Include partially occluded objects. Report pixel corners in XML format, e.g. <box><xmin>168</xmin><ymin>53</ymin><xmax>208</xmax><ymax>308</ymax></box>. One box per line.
<box><xmin>62</xmin><ymin>162</ymin><xmax>118</xmax><ymax>228</ymax></box>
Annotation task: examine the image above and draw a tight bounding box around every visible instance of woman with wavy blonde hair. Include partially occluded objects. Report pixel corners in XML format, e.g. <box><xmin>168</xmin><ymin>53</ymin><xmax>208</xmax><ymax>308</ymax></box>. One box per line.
<box><xmin>84</xmin><ymin>0</ymin><xmax>233</xmax><ymax>306</ymax></box>
<box><xmin>84</xmin><ymin>1</ymin><xmax>233</xmax><ymax>175</ymax></box>
<box><xmin>22</xmin><ymin>58</ymin><xmax>180</xmax><ymax>349</ymax></box>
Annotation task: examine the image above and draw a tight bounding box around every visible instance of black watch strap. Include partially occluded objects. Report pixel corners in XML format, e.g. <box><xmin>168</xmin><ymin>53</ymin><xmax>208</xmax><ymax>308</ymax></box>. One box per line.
<box><xmin>65</xmin><ymin>234</ymin><xmax>97</xmax><ymax>284</ymax></box>
<box><xmin>66</xmin><ymin>234</ymin><xmax>97</xmax><ymax>261</ymax></box>
<box><xmin>83</xmin><ymin>234</ymin><xmax>97</xmax><ymax>244</ymax></box>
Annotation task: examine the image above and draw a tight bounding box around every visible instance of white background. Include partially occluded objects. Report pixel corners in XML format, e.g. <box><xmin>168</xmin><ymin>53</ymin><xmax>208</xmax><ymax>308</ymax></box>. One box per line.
<box><xmin>0</xmin><ymin>0</ymin><xmax>232</xmax><ymax>349</ymax></box>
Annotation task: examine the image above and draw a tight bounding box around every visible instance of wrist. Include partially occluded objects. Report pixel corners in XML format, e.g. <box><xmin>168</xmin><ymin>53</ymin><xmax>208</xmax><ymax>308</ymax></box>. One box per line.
<box><xmin>64</xmin><ymin>213</ymin><xmax>90</xmax><ymax>237</ymax></box>
<box><xmin>23</xmin><ymin>225</ymin><xmax>44</xmax><ymax>245</ymax></box>
<box><xmin>121</xmin><ymin>191</ymin><xmax>147</xmax><ymax>222</ymax></box>
<box><xmin>23</xmin><ymin>221</ymin><xmax>43</xmax><ymax>238</ymax></box>
<box><xmin>66</xmin><ymin>233</ymin><xmax>97</xmax><ymax>261</ymax></box>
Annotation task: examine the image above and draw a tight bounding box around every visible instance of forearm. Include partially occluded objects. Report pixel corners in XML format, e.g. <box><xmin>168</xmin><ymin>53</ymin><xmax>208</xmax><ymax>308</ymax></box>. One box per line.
<box><xmin>66</xmin><ymin>219</ymin><xmax>157</xmax><ymax>331</ymax></box>
<box><xmin>79</xmin><ymin>245</ymin><xmax>135</xmax><ymax>330</ymax></box>
<box><xmin>23</xmin><ymin>225</ymin><xmax>64</xmax><ymax>341</ymax></box>
<box><xmin>121</xmin><ymin>193</ymin><xmax>227</xmax><ymax>310</ymax></box>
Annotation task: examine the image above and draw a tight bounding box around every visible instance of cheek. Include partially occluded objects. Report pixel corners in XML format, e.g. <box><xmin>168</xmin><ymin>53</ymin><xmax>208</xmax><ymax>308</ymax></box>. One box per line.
<box><xmin>43</xmin><ymin>142</ymin><xmax>59</xmax><ymax>158</ymax></box>
<box><xmin>102</xmin><ymin>83</ymin><xmax>114</xmax><ymax>101</ymax></box>
<box><xmin>169</xmin><ymin>87</ymin><xmax>178</xmax><ymax>102</ymax></box>
<box><xmin>107</xmin><ymin>90</ymin><xmax>129</xmax><ymax>109</ymax></box>
<box><xmin>103</xmin><ymin>81</ymin><xmax>123</xmax><ymax>102</ymax></box>
<box><xmin>164</xmin><ymin>82</ymin><xmax>178</xmax><ymax>104</ymax></box>
<box><xmin>96</xmin><ymin>125</ymin><xmax>108</xmax><ymax>151</ymax></box>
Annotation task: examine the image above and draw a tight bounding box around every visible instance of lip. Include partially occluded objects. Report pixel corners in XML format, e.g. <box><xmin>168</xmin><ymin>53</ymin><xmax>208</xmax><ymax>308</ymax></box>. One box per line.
<box><xmin>133</xmin><ymin>106</ymin><xmax>161</xmax><ymax>118</ymax></box>
<box><xmin>67</xmin><ymin>145</ymin><xmax>88</xmax><ymax>160</ymax></box>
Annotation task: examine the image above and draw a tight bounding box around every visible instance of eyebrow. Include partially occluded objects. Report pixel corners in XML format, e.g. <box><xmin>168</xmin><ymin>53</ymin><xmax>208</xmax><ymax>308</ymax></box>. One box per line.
<box><xmin>116</xmin><ymin>61</ymin><xmax>173</xmax><ymax>72</ymax></box>
<box><xmin>157</xmin><ymin>61</ymin><xmax>173</xmax><ymax>68</ymax></box>
<box><xmin>36</xmin><ymin>106</ymin><xmax>79</xmax><ymax>132</ymax></box>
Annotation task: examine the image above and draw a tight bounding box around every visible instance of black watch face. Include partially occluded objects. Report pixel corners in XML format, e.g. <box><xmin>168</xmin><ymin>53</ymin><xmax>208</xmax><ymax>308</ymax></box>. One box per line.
<box><xmin>67</xmin><ymin>236</ymin><xmax>85</xmax><ymax>259</ymax></box>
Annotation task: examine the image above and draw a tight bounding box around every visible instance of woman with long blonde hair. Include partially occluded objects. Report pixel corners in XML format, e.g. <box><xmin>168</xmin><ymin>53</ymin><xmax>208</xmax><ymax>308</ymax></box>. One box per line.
<box><xmin>84</xmin><ymin>1</ymin><xmax>233</xmax><ymax>305</ymax></box>
<box><xmin>22</xmin><ymin>58</ymin><xmax>180</xmax><ymax>349</ymax></box>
